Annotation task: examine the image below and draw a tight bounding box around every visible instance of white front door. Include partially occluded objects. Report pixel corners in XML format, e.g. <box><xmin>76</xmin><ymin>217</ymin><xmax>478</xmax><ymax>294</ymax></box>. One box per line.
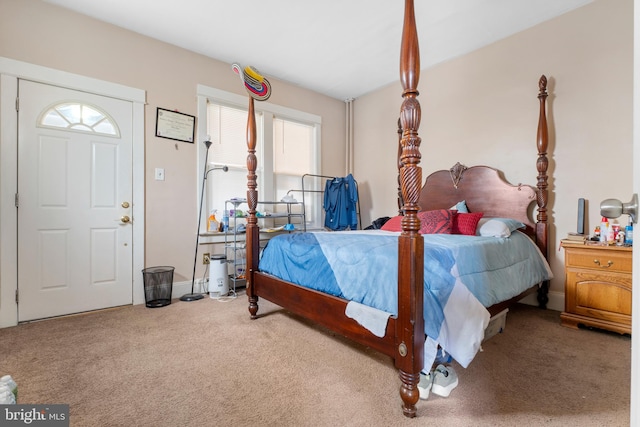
<box><xmin>17</xmin><ymin>80</ymin><xmax>133</xmax><ymax>321</ymax></box>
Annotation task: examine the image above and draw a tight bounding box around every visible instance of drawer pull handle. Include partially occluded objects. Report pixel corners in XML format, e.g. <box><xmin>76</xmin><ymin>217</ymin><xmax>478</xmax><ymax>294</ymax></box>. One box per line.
<box><xmin>593</xmin><ymin>259</ymin><xmax>613</xmax><ymax>268</ymax></box>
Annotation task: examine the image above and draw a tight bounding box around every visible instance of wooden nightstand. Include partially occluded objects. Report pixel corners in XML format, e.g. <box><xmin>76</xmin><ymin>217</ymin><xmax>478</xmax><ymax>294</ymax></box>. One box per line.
<box><xmin>561</xmin><ymin>242</ymin><xmax>632</xmax><ymax>334</ymax></box>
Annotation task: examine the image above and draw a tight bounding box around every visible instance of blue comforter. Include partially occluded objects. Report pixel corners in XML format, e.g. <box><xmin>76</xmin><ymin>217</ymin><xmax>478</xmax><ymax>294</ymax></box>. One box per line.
<box><xmin>258</xmin><ymin>229</ymin><xmax>552</xmax><ymax>367</ymax></box>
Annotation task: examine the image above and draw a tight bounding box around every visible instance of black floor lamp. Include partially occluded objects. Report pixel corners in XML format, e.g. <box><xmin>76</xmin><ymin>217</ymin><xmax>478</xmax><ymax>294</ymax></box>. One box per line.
<box><xmin>180</xmin><ymin>139</ymin><xmax>228</xmax><ymax>302</ymax></box>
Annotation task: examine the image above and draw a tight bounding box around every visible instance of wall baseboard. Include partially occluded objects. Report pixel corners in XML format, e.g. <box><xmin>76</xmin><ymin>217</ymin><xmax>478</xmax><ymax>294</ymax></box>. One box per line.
<box><xmin>170</xmin><ymin>279</ymin><xmax>208</xmax><ymax>300</ymax></box>
<box><xmin>135</xmin><ymin>279</ymin><xmax>209</xmax><ymax>305</ymax></box>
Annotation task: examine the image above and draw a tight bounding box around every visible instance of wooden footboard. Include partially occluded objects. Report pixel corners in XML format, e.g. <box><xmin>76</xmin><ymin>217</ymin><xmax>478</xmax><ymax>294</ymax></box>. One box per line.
<box><xmin>252</xmin><ymin>272</ymin><xmax>397</xmax><ymax>357</ymax></box>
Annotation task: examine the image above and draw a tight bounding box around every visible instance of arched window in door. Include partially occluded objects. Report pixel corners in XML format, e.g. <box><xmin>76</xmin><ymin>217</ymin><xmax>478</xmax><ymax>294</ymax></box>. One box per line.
<box><xmin>37</xmin><ymin>101</ymin><xmax>120</xmax><ymax>137</ymax></box>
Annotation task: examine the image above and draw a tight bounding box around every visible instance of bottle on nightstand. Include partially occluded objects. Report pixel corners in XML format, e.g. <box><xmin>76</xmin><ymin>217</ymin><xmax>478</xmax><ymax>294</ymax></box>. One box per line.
<box><xmin>600</xmin><ymin>217</ymin><xmax>609</xmax><ymax>243</ymax></box>
<box><xmin>608</xmin><ymin>220</ymin><xmax>617</xmax><ymax>243</ymax></box>
<box><xmin>625</xmin><ymin>219</ymin><xmax>633</xmax><ymax>245</ymax></box>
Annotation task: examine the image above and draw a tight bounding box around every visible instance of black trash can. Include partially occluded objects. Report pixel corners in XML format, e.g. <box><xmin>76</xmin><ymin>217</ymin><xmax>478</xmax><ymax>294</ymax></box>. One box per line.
<box><xmin>142</xmin><ymin>266</ymin><xmax>174</xmax><ymax>308</ymax></box>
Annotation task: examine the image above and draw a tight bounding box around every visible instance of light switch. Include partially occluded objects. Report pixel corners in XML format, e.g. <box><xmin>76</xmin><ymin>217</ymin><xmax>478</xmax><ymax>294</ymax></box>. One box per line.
<box><xmin>155</xmin><ymin>168</ymin><xmax>165</xmax><ymax>181</ymax></box>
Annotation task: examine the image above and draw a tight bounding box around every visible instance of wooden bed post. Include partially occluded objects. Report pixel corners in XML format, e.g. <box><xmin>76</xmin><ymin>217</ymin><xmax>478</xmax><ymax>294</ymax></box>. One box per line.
<box><xmin>396</xmin><ymin>0</ymin><xmax>424</xmax><ymax>417</ymax></box>
<box><xmin>231</xmin><ymin>62</ymin><xmax>271</xmax><ymax>319</ymax></box>
<box><xmin>397</xmin><ymin>119</ymin><xmax>404</xmax><ymax>215</ymax></box>
<box><xmin>246</xmin><ymin>96</ymin><xmax>260</xmax><ymax>318</ymax></box>
<box><xmin>535</xmin><ymin>75</ymin><xmax>550</xmax><ymax>308</ymax></box>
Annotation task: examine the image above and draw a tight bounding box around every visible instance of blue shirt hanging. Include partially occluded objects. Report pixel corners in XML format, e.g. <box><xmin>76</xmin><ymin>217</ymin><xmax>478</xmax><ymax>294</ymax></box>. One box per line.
<box><xmin>323</xmin><ymin>174</ymin><xmax>358</xmax><ymax>230</ymax></box>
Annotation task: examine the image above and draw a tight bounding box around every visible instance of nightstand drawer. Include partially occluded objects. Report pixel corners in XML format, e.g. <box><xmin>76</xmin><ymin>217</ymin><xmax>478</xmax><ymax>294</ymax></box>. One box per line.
<box><xmin>565</xmin><ymin>248</ymin><xmax>632</xmax><ymax>273</ymax></box>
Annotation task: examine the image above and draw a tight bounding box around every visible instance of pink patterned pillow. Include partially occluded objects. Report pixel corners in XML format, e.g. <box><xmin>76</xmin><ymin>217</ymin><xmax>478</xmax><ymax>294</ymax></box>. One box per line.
<box><xmin>417</xmin><ymin>209</ymin><xmax>455</xmax><ymax>234</ymax></box>
<box><xmin>452</xmin><ymin>212</ymin><xmax>484</xmax><ymax>235</ymax></box>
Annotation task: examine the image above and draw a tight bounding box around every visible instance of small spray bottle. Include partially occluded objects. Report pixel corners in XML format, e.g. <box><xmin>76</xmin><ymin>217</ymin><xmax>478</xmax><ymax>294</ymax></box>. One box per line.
<box><xmin>207</xmin><ymin>210</ymin><xmax>219</xmax><ymax>232</ymax></box>
<box><xmin>600</xmin><ymin>217</ymin><xmax>609</xmax><ymax>243</ymax></box>
<box><xmin>625</xmin><ymin>218</ymin><xmax>633</xmax><ymax>246</ymax></box>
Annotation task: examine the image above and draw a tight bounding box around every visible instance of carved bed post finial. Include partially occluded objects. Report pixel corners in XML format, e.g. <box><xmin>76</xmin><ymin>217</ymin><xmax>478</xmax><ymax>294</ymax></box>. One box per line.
<box><xmin>535</xmin><ymin>75</ymin><xmax>549</xmax><ymax>247</ymax></box>
<box><xmin>397</xmin><ymin>118</ymin><xmax>404</xmax><ymax>214</ymax></box>
<box><xmin>535</xmin><ymin>74</ymin><xmax>550</xmax><ymax>309</ymax></box>
<box><xmin>396</xmin><ymin>0</ymin><xmax>424</xmax><ymax>418</ymax></box>
<box><xmin>399</xmin><ymin>0</ymin><xmax>422</xmax><ymax>229</ymax></box>
<box><xmin>246</xmin><ymin>97</ymin><xmax>258</xmax><ymax>225</ymax></box>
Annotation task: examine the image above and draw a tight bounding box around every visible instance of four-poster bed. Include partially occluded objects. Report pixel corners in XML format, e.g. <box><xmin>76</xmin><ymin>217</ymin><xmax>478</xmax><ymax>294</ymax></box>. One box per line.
<box><xmin>241</xmin><ymin>0</ymin><xmax>551</xmax><ymax>418</ymax></box>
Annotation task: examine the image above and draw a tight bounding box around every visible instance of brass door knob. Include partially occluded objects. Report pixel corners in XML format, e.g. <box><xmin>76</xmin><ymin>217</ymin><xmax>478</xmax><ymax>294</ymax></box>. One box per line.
<box><xmin>121</xmin><ymin>215</ymin><xmax>131</xmax><ymax>223</ymax></box>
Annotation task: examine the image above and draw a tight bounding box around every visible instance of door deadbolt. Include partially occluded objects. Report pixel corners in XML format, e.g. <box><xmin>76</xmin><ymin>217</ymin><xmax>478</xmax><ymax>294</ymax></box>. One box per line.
<box><xmin>121</xmin><ymin>201</ymin><xmax>130</xmax><ymax>208</ymax></box>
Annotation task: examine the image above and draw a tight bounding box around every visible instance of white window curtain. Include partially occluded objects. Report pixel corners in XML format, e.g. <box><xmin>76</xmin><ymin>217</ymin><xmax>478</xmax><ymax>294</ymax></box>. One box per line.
<box><xmin>197</xmin><ymin>85</ymin><xmax>322</xmax><ymax>231</ymax></box>
<box><xmin>206</xmin><ymin>103</ymin><xmax>263</xmax><ymax>223</ymax></box>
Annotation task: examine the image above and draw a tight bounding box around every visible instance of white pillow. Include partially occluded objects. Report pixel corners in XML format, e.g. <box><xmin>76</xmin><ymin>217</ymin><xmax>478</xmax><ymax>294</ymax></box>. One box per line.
<box><xmin>477</xmin><ymin>218</ymin><xmax>525</xmax><ymax>238</ymax></box>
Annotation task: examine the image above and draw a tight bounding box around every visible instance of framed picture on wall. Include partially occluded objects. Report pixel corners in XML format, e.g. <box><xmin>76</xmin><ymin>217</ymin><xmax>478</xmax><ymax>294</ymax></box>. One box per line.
<box><xmin>155</xmin><ymin>108</ymin><xmax>196</xmax><ymax>143</ymax></box>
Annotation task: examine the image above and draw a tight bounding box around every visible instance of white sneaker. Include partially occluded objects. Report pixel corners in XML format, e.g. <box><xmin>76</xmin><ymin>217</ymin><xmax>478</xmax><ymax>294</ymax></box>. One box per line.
<box><xmin>431</xmin><ymin>364</ymin><xmax>458</xmax><ymax>397</ymax></box>
<box><xmin>418</xmin><ymin>371</ymin><xmax>433</xmax><ymax>400</ymax></box>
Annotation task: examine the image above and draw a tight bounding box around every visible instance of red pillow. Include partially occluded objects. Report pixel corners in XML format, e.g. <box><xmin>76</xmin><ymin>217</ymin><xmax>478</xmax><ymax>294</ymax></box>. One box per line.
<box><xmin>417</xmin><ymin>209</ymin><xmax>455</xmax><ymax>234</ymax></box>
<box><xmin>380</xmin><ymin>215</ymin><xmax>403</xmax><ymax>232</ymax></box>
<box><xmin>452</xmin><ymin>212</ymin><xmax>484</xmax><ymax>235</ymax></box>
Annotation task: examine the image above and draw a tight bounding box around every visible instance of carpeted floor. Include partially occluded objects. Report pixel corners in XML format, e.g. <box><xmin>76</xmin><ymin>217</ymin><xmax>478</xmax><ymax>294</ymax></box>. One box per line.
<box><xmin>0</xmin><ymin>294</ymin><xmax>631</xmax><ymax>426</ymax></box>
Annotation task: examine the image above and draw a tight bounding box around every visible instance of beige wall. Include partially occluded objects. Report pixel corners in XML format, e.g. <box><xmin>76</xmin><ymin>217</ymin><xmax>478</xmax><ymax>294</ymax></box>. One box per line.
<box><xmin>354</xmin><ymin>0</ymin><xmax>633</xmax><ymax>299</ymax></box>
<box><xmin>0</xmin><ymin>0</ymin><xmax>633</xmax><ymax>311</ymax></box>
<box><xmin>0</xmin><ymin>0</ymin><xmax>346</xmax><ymax>285</ymax></box>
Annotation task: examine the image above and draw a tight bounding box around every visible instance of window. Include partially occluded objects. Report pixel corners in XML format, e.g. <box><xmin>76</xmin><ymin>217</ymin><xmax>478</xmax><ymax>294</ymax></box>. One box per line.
<box><xmin>205</xmin><ymin>103</ymin><xmax>263</xmax><ymax>224</ymax></box>
<box><xmin>273</xmin><ymin>118</ymin><xmax>316</xmax><ymax>223</ymax></box>
<box><xmin>197</xmin><ymin>85</ymin><xmax>322</xmax><ymax>231</ymax></box>
<box><xmin>38</xmin><ymin>101</ymin><xmax>119</xmax><ymax>137</ymax></box>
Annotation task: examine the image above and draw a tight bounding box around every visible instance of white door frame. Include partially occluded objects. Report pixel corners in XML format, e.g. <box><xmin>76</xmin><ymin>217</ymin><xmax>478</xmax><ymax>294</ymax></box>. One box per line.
<box><xmin>0</xmin><ymin>56</ymin><xmax>146</xmax><ymax>328</ymax></box>
<box><xmin>631</xmin><ymin>0</ymin><xmax>639</xmax><ymax>422</ymax></box>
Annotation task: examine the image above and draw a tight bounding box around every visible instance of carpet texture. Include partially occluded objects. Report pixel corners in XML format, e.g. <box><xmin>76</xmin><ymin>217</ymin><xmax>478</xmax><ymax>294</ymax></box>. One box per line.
<box><xmin>0</xmin><ymin>294</ymin><xmax>630</xmax><ymax>426</ymax></box>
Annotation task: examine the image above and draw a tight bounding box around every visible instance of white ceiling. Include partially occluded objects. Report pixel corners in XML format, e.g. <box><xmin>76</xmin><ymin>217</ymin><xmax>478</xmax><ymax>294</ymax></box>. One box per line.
<box><xmin>43</xmin><ymin>0</ymin><xmax>593</xmax><ymax>100</ymax></box>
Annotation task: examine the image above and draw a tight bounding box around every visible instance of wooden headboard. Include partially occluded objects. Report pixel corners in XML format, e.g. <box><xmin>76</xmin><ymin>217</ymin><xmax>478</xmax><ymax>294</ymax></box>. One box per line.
<box><xmin>403</xmin><ymin>75</ymin><xmax>550</xmax><ymax>260</ymax></box>
<box><xmin>418</xmin><ymin>164</ymin><xmax>537</xmax><ymax>234</ymax></box>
